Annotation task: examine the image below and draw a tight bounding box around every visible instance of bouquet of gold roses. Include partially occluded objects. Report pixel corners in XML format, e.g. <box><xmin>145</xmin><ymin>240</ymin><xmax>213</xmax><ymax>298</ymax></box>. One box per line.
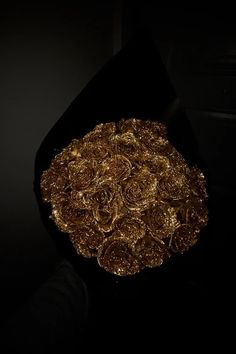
<box><xmin>41</xmin><ymin>118</ymin><xmax>208</xmax><ymax>276</ymax></box>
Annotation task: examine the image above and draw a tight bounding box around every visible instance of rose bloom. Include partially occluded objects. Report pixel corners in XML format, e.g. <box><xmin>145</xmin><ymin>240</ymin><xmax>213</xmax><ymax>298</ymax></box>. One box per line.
<box><xmin>51</xmin><ymin>192</ymin><xmax>92</xmax><ymax>233</ymax></box>
<box><xmin>81</xmin><ymin>141</ymin><xmax>109</xmax><ymax>161</ymax></box>
<box><xmin>115</xmin><ymin>215</ymin><xmax>146</xmax><ymax>244</ymax></box>
<box><xmin>101</xmin><ymin>154</ymin><xmax>132</xmax><ymax>182</ymax></box>
<box><xmin>111</xmin><ymin>132</ymin><xmax>142</xmax><ymax>159</ymax></box>
<box><xmin>170</xmin><ymin>224</ymin><xmax>199</xmax><ymax>253</ymax></box>
<box><xmin>84</xmin><ymin>180</ymin><xmax>123</xmax><ymax>232</ymax></box>
<box><xmin>134</xmin><ymin>230</ymin><xmax>170</xmax><ymax>268</ymax></box>
<box><xmin>85</xmin><ymin>180</ymin><xmax>119</xmax><ymax>209</ymax></box>
<box><xmin>98</xmin><ymin>236</ymin><xmax>141</xmax><ymax>276</ymax></box>
<box><xmin>145</xmin><ymin>203</ymin><xmax>178</xmax><ymax>240</ymax></box>
<box><xmin>158</xmin><ymin>170</ymin><xmax>190</xmax><ymax>201</ymax></box>
<box><xmin>94</xmin><ymin>202</ymin><xmax>120</xmax><ymax>233</ymax></box>
<box><xmin>68</xmin><ymin>158</ymin><xmax>97</xmax><ymax>190</ymax></box>
<box><xmin>40</xmin><ymin>166</ymin><xmax>68</xmax><ymax>202</ymax></box>
<box><xmin>69</xmin><ymin>223</ymin><xmax>105</xmax><ymax>258</ymax></box>
<box><xmin>122</xmin><ymin>170</ymin><xmax>157</xmax><ymax>211</ymax></box>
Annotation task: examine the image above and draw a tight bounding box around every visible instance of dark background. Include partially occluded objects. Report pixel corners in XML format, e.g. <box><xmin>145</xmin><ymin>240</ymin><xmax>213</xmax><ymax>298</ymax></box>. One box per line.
<box><xmin>1</xmin><ymin>0</ymin><xmax>236</xmax><ymax>335</ymax></box>
<box><xmin>0</xmin><ymin>1</ymin><xmax>115</xmax><ymax>321</ymax></box>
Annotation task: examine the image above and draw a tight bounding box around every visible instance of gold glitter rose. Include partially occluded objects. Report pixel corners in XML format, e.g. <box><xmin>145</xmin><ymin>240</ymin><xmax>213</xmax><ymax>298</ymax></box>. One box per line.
<box><xmin>98</xmin><ymin>236</ymin><xmax>140</xmax><ymax>276</ymax></box>
<box><xmin>40</xmin><ymin>118</ymin><xmax>208</xmax><ymax>276</ymax></box>
<box><xmin>134</xmin><ymin>230</ymin><xmax>170</xmax><ymax>268</ymax></box>
<box><xmin>101</xmin><ymin>154</ymin><xmax>132</xmax><ymax>182</ymax></box>
<box><xmin>122</xmin><ymin>169</ymin><xmax>157</xmax><ymax>211</ymax></box>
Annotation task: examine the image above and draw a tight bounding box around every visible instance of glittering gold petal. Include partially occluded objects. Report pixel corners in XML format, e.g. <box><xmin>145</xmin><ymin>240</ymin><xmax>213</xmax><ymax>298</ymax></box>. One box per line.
<box><xmin>97</xmin><ymin>236</ymin><xmax>141</xmax><ymax>276</ymax></box>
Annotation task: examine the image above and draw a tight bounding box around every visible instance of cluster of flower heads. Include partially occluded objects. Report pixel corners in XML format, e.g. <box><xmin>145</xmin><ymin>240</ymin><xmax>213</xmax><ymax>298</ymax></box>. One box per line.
<box><xmin>40</xmin><ymin>118</ymin><xmax>208</xmax><ymax>276</ymax></box>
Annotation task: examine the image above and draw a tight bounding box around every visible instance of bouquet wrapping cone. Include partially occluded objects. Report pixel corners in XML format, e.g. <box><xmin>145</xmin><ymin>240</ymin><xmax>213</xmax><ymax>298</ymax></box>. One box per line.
<box><xmin>34</xmin><ymin>31</ymin><xmax>207</xmax><ymax>341</ymax></box>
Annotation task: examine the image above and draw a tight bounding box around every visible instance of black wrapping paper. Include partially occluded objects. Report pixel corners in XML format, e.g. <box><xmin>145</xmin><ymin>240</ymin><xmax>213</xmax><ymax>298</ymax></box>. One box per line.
<box><xmin>34</xmin><ymin>31</ymin><xmax>210</xmax><ymax>347</ymax></box>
